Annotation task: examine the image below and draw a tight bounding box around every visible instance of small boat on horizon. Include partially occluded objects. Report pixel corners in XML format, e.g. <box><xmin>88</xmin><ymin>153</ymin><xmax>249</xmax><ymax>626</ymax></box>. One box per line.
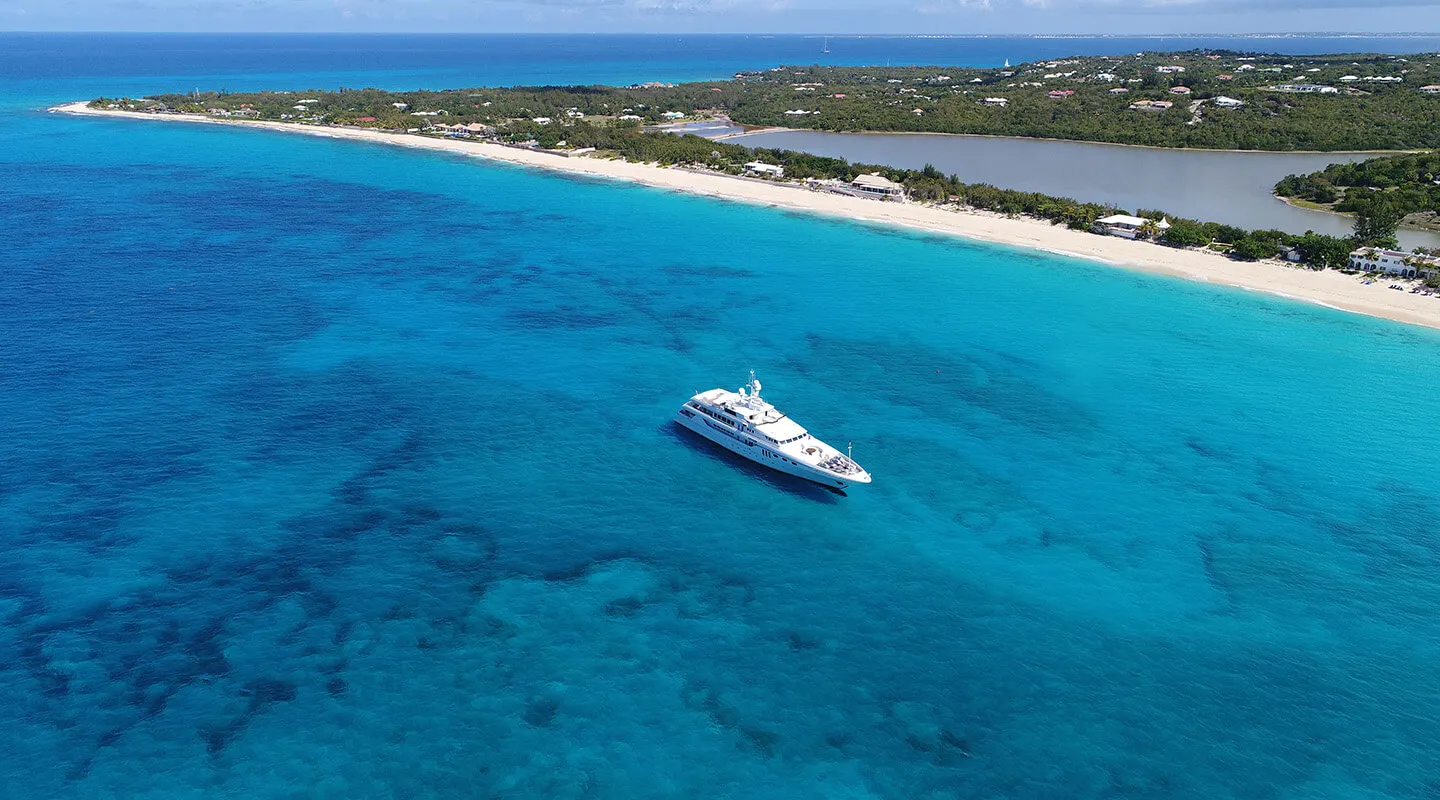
<box><xmin>674</xmin><ymin>372</ymin><xmax>871</xmax><ymax>491</ymax></box>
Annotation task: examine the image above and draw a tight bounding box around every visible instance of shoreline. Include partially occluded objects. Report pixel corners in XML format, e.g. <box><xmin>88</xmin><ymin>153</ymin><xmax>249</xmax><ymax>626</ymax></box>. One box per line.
<box><xmin>49</xmin><ymin>102</ymin><xmax>1440</xmax><ymax>332</ymax></box>
<box><xmin>1275</xmin><ymin>194</ymin><xmax>1440</xmax><ymax>234</ymax></box>
<box><xmin>718</xmin><ymin>124</ymin><xmax>1422</xmax><ymax>156</ymax></box>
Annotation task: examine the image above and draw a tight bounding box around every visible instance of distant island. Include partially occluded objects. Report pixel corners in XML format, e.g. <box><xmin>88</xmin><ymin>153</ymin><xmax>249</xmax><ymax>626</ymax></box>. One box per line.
<box><xmin>114</xmin><ymin>49</ymin><xmax>1440</xmax><ymax>152</ymax></box>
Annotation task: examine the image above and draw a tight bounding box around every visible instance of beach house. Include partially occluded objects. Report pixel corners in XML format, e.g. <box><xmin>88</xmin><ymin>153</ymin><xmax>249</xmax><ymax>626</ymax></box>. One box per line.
<box><xmin>1096</xmin><ymin>214</ymin><xmax>1171</xmax><ymax>239</ymax></box>
<box><xmin>848</xmin><ymin>174</ymin><xmax>906</xmax><ymax>201</ymax></box>
<box><xmin>1348</xmin><ymin>248</ymin><xmax>1440</xmax><ymax>278</ymax></box>
<box><xmin>744</xmin><ymin>162</ymin><xmax>785</xmax><ymax>178</ymax></box>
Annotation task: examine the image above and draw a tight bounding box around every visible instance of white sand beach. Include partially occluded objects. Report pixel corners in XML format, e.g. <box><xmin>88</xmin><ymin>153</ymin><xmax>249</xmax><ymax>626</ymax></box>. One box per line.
<box><xmin>52</xmin><ymin>102</ymin><xmax>1440</xmax><ymax>332</ymax></box>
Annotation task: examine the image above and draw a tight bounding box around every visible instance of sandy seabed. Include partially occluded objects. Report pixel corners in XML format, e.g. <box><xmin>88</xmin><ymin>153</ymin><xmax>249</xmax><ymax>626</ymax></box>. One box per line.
<box><xmin>52</xmin><ymin>102</ymin><xmax>1440</xmax><ymax>332</ymax></box>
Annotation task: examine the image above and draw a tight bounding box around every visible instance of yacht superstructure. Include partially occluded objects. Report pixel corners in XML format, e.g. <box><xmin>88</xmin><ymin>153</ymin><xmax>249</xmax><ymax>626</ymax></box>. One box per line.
<box><xmin>674</xmin><ymin>372</ymin><xmax>871</xmax><ymax>490</ymax></box>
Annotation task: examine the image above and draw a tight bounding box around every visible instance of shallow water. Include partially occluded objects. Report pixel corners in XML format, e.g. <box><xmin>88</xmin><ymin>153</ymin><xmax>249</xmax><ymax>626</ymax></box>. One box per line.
<box><xmin>4</xmin><ymin>34</ymin><xmax>1440</xmax><ymax>799</ymax></box>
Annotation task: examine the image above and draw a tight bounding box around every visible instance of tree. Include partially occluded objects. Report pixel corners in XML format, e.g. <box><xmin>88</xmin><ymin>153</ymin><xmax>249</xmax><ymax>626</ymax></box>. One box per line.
<box><xmin>1353</xmin><ymin>199</ymin><xmax>1404</xmax><ymax>248</ymax></box>
<box><xmin>1293</xmin><ymin>232</ymin><xmax>1354</xmax><ymax>270</ymax></box>
<box><xmin>1161</xmin><ymin>219</ymin><xmax>1210</xmax><ymax>248</ymax></box>
<box><xmin>1231</xmin><ymin>236</ymin><xmax>1280</xmax><ymax>261</ymax></box>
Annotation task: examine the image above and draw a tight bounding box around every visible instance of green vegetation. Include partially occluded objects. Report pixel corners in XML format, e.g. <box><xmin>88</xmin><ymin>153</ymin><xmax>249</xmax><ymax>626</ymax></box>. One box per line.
<box><xmin>102</xmin><ymin>48</ymin><xmax>1440</xmax><ymax>152</ymax></box>
<box><xmin>1276</xmin><ymin>151</ymin><xmax>1440</xmax><ymax>247</ymax></box>
<box><xmin>99</xmin><ymin>48</ymin><xmax>1430</xmax><ymax>276</ymax></box>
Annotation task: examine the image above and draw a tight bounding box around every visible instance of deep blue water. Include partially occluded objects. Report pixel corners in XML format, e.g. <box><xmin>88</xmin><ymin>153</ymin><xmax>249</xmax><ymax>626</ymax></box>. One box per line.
<box><xmin>3</xmin><ymin>34</ymin><xmax>1440</xmax><ymax>798</ymax></box>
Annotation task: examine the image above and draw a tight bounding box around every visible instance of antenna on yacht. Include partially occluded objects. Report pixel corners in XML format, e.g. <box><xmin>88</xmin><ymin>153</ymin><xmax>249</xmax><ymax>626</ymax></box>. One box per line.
<box><xmin>748</xmin><ymin>369</ymin><xmax>762</xmax><ymax>398</ymax></box>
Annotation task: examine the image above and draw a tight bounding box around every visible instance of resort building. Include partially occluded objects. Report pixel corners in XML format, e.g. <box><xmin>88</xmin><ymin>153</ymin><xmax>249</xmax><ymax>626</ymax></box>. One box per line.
<box><xmin>661</xmin><ymin>111</ymin><xmax>686</xmax><ymax>120</ymax></box>
<box><xmin>1213</xmin><ymin>96</ymin><xmax>1246</xmax><ymax>108</ymax></box>
<box><xmin>1169</xmin><ymin>86</ymin><xmax>1192</xmax><ymax>95</ymax></box>
<box><xmin>983</xmin><ymin>97</ymin><xmax>1009</xmax><ymax>107</ymax></box>
<box><xmin>1271</xmin><ymin>84</ymin><xmax>1339</xmax><ymax>94</ymax></box>
<box><xmin>1096</xmin><ymin>214</ymin><xmax>1171</xmax><ymax>239</ymax></box>
<box><xmin>1156</xmin><ymin>65</ymin><xmax>1186</xmax><ymax>74</ymax></box>
<box><xmin>1109</xmin><ymin>88</ymin><xmax>1130</xmax><ymax>94</ymax></box>
<box><xmin>1422</xmin><ymin>85</ymin><xmax>1440</xmax><ymax>94</ymax></box>
<box><xmin>1047</xmin><ymin>90</ymin><xmax>1075</xmax><ymax>99</ymax></box>
<box><xmin>744</xmin><ymin>162</ymin><xmax>785</xmax><ymax>178</ymax></box>
<box><xmin>1129</xmin><ymin>100</ymin><xmax>1174</xmax><ymax>112</ymax></box>
<box><xmin>849</xmin><ymin>174</ymin><xmax>906</xmax><ymax>201</ymax></box>
<box><xmin>1348</xmin><ymin>248</ymin><xmax>1440</xmax><ymax>278</ymax></box>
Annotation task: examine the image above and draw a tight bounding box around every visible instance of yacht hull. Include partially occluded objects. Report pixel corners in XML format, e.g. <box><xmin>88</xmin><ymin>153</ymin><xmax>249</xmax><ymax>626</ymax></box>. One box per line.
<box><xmin>673</xmin><ymin>410</ymin><xmax>855</xmax><ymax>490</ymax></box>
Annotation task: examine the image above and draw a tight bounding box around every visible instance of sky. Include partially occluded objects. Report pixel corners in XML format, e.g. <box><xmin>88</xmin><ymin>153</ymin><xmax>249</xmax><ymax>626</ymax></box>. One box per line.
<box><xmin>2</xmin><ymin>0</ymin><xmax>1438</xmax><ymax>34</ymax></box>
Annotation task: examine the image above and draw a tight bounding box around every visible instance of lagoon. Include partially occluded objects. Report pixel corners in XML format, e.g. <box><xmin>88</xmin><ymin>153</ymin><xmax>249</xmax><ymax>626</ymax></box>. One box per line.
<box><xmin>731</xmin><ymin>129</ymin><xmax>1440</xmax><ymax>249</ymax></box>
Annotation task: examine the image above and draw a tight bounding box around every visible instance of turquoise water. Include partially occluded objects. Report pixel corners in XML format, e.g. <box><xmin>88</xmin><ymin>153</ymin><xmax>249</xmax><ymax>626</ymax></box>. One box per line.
<box><xmin>4</xmin><ymin>35</ymin><xmax>1440</xmax><ymax>799</ymax></box>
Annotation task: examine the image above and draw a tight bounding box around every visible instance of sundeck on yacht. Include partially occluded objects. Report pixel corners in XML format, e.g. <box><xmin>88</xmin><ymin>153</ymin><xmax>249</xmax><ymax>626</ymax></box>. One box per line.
<box><xmin>674</xmin><ymin>372</ymin><xmax>871</xmax><ymax>491</ymax></box>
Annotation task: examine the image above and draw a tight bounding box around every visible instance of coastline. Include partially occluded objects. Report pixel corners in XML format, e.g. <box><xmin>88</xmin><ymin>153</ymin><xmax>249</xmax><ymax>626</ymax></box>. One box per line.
<box><xmin>719</xmin><ymin>124</ymin><xmax>1422</xmax><ymax>156</ymax></box>
<box><xmin>51</xmin><ymin>102</ymin><xmax>1440</xmax><ymax>332</ymax></box>
<box><xmin>1275</xmin><ymin>194</ymin><xmax>1440</xmax><ymax>234</ymax></box>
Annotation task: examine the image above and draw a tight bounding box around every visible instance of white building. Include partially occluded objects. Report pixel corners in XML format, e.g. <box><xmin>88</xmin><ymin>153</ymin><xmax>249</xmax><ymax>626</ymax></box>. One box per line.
<box><xmin>983</xmin><ymin>97</ymin><xmax>1009</xmax><ymax>107</ymax></box>
<box><xmin>1272</xmin><ymin>84</ymin><xmax>1339</xmax><ymax>94</ymax></box>
<box><xmin>1349</xmin><ymin>248</ymin><xmax>1440</xmax><ymax>278</ymax></box>
<box><xmin>1129</xmin><ymin>100</ymin><xmax>1173</xmax><ymax>112</ymax></box>
<box><xmin>661</xmin><ymin>111</ymin><xmax>686</xmax><ymax>119</ymax></box>
<box><xmin>1213</xmin><ymin>96</ymin><xmax>1246</xmax><ymax>108</ymax></box>
<box><xmin>1421</xmin><ymin>85</ymin><xmax>1440</xmax><ymax>94</ymax></box>
<box><xmin>1096</xmin><ymin>214</ymin><xmax>1171</xmax><ymax>239</ymax></box>
<box><xmin>848</xmin><ymin>174</ymin><xmax>906</xmax><ymax>200</ymax></box>
<box><xmin>532</xmin><ymin>117</ymin><xmax>552</xmax><ymax>125</ymax></box>
<box><xmin>744</xmin><ymin>161</ymin><xmax>785</xmax><ymax>178</ymax></box>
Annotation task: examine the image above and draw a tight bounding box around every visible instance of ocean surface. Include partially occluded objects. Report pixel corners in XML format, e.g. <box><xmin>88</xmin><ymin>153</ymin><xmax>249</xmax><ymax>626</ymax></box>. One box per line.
<box><xmin>4</xmin><ymin>34</ymin><xmax>1440</xmax><ymax>798</ymax></box>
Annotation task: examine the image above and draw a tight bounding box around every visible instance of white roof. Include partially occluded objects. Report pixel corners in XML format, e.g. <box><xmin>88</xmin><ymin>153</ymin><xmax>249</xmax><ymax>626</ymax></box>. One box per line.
<box><xmin>853</xmin><ymin>173</ymin><xmax>902</xmax><ymax>190</ymax></box>
<box><xmin>1099</xmin><ymin>214</ymin><xmax>1171</xmax><ymax>229</ymax></box>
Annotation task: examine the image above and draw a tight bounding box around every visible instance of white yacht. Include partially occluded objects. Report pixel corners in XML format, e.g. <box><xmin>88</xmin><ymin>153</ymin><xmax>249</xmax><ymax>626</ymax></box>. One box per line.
<box><xmin>675</xmin><ymin>372</ymin><xmax>872</xmax><ymax>490</ymax></box>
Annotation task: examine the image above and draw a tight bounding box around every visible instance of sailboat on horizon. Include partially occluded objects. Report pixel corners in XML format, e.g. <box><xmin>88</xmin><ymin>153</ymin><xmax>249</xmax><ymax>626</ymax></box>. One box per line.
<box><xmin>823</xmin><ymin>36</ymin><xmax>830</xmax><ymax>54</ymax></box>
